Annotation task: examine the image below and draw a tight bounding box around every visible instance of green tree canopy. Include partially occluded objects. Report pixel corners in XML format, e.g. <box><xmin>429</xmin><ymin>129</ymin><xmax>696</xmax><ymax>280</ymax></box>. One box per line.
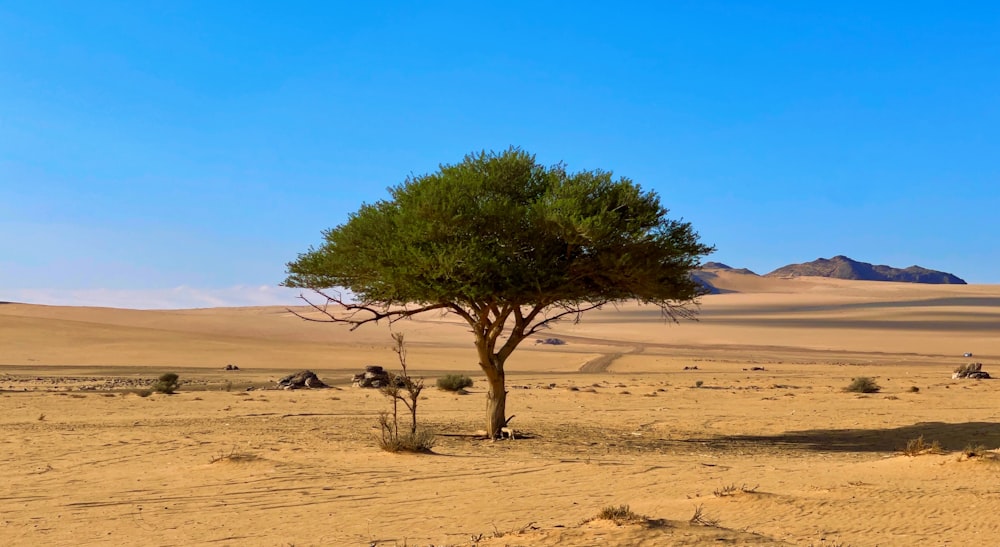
<box><xmin>284</xmin><ymin>148</ymin><xmax>713</xmax><ymax>437</ymax></box>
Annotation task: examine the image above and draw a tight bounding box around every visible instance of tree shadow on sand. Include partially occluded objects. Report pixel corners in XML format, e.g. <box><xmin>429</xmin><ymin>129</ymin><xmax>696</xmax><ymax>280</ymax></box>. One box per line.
<box><xmin>699</xmin><ymin>422</ymin><xmax>1000</xmax><ymax>453</ymax></box>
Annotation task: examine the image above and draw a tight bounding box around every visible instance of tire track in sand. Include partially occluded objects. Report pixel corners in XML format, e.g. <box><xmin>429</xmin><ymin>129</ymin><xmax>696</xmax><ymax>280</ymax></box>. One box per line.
<box><xmin>578</xmin><ymin>345</ymin><xmax>645</xmax><ymax>372</ymax></box>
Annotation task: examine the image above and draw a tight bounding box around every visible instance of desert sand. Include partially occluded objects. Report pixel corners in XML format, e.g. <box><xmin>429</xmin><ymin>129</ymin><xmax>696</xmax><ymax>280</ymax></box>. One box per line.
<box><xmin>3</xmin><ymin>271</ymin><xmax>1000</xmax><ymax>546</ymax></box>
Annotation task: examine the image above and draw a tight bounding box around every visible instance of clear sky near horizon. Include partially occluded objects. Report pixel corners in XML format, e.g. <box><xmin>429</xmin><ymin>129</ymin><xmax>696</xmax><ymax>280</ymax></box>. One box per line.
<box><xmin>2</xmin><ymin>2</ymin><xmax>998</xmax><ymax>309</ymax></box>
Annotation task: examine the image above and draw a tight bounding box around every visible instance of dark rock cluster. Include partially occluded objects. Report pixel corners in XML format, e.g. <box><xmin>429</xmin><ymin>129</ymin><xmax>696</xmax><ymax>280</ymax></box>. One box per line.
<box><xmin>276</xmin><ymin>370</ymin><xmax>329</xmax><ymax>389</ymax></box>
<box><xmin>953</xmin><ymin>363</ymin><xmax>990</xmax><ymax>379</ymax></box>
<box><xmin>352</xmin><ymin>365</ymin><xmax>394</xmax><ymax>388</ymax></box>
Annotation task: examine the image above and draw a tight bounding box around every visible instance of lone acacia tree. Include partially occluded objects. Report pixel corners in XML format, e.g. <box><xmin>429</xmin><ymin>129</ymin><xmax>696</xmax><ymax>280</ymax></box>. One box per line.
<box><xmin>283</xmin><ymin>148</ymin><xmax>713</xmax><ymax>438</ymax></box>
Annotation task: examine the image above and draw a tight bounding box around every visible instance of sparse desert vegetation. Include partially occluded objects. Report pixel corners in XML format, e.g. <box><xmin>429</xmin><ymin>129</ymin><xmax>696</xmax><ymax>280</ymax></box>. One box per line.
<box><xmin>151</xmin><ymin>372</ymin><xmax>181</xmax><ymax>394</ymax></box>
<box><xmin>3</xmin><ymin>273</ymin><xmax>1000</xmax><ymax>545</ymax></box>
<box><xmin>713</xmin><ymin>483</ymin><xmax>759</xmax><ymax>497</ymax></box>
<box><xmin>844</xmin><ymin>376</ymin><xmax>880</xmax><ymax>393</ymax></box>
<box><xmin>376</xmin><ymin>333</ymin><xmax>435</xmax><ymax>453</ymax></box>
<box><xmin>588</xmin><ymin>504</ymin><xmax>648</xmax><ymax>525</ymax></box>
<box><xmin>902</xmin><ymin>436</ymin><xmax>943</xmax><ymax>456</ymax></box>
<box><xmin>437</xmin><ymin>374</ymin><xmax>474</xmax><ymax>392</ymax></box>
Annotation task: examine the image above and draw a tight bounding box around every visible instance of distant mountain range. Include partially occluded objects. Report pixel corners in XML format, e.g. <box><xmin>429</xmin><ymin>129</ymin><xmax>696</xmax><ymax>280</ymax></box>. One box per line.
<box><xmin>699</xmin><ymin>256</ymin><xmax>966</xmax><ymax>285</ymax></box>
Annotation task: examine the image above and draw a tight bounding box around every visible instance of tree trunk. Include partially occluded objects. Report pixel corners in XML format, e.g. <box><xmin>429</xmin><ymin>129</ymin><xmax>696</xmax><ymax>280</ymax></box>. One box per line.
<box><xmin>486</xmin><ymin>372</ymin><xmax>507</xmax><ymax>439</ymax></box>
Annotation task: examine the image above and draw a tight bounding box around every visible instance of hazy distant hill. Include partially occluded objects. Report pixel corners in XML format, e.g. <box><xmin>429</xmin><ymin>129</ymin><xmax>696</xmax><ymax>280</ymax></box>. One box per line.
<box><xmin>690</xmin><ymin>271</ymin><xmax>721</xmax><ymax>294</ymax></box>
<box><xmin>692</xmin><ymin>262</ymin><xmax>759</xmax><ymax>294</ymax></box>
<box><xmin>700</xmin><ymin>262</ymin><xmax>759</xmax><ymax>276</ymax></box>
<box><xmin>765</xmin><ymin>255</ymin><xmax>966</xmax><ymax>284</ymax></box>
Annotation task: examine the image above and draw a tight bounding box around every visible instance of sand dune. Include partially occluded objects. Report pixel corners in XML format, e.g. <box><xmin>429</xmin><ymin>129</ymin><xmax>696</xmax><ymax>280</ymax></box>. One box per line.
<box><xmin>3</xmin><ymin>276</ymin><xmax>1000</xmax><ymax>545</ymax></box>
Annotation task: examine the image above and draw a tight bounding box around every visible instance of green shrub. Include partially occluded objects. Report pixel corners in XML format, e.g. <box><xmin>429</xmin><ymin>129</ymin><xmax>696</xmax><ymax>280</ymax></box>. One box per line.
<box><xmin>152</xmin><ymin>373</ymin><xmax>180</xmax><ymax>394</ymax></box>
<box><xmin>844</xmin><ymin>377</ymin><xmax>880</xmax><ymax>393</ymax></box>
<box><xmin>437</xmin><ymin>374</ymin><xmax>473</xmax><ymax>392</ymax></box>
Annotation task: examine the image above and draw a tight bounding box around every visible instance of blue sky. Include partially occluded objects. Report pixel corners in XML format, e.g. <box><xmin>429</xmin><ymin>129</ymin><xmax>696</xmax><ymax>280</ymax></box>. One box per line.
<box><xmin>2</xmin><ymin>2</ymin><xmax>998</xmax><ymax>308</ymax></box>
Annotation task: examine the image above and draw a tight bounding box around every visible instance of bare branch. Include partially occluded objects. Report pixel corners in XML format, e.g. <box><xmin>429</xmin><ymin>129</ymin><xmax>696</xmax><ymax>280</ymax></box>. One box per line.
<box><xmin>650</xmin><ymin>299</ymin><xmax>702</xmax><ymax>323</ymax></box>
<box><xmin>522</xmin><ymin>300</ymin><xmax>609</xmax><ymax>337</ymax></box>
<box><xmin>286</xmin><ymin>290</ymin><xmax>452</xmax><ymax>331</ymax></box>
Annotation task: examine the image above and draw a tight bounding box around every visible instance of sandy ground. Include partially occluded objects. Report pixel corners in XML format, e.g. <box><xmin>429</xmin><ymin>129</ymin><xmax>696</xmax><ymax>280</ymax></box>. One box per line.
<box><xmin>3</xmin><ymin>272</ymin><xmax>1000</xmax><ymax>546</ymax></box>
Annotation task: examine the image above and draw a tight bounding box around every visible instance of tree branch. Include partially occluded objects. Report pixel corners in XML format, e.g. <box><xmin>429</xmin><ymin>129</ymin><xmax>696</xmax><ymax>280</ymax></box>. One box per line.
<box><xmin>522</xmin><ymin>300</ymin><xmax>608</xmax><ymax>337</ymax></box>
<box><xmin>649</xmin><ymin>299</ymin><xmax>702</xmax><ymax>323</ymax></box>
<box><xmin>448</xmin><ymin>302</ymin><xmax>476</xmax><ymax>327</ymax></box>
<box><xmin>287</xmin><ymin>289</ymin><xmax>451</xmax><ymax>331</ymax></box>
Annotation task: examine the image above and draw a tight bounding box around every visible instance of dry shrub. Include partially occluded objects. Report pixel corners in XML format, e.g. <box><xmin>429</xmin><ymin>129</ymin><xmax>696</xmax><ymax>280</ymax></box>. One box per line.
<box><xmin>377</xmin><ymin>333</ymin><xmax>435</xmax><ymax>453</ymax></box>
<box><xmin>377</xmin><ymin>413</ymin><xmax>436</xmax><ymax>453</ymax></box>
<box><xmin>713</xmin><ymin>483</ymin><xmax>759</xmax><ymax>497</ymax></box>
<box><xmin>901</xmin><ymin>436</ymin><xmax>943</xmax><ymax>456</ymax></box>
<box><xmin>589</xmin><ymin>504</ymin><xmax>647</xmax><ymax>525</ymax></box>
<box><xmin>689</xmin><ymin>504</ymin><xmax>720</xmax><ymax>527</ymax></box>
<box><xmin>844</xmin><ymin>377</ymin><xmax>880</xmax><ymax>393</ymax></box>
<box><xmin>959</xmin><ymin>444</ymin><xmax>999</xmax><ymax>462</ymax></box>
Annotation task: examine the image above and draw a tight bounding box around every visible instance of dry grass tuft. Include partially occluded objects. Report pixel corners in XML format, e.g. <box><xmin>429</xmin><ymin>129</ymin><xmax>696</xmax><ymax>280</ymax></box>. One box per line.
<box><xmin>901</xmin><ymin>436</ymin><xmax>943</xmax><ymax>456</ymax></box>
<box><xmin>584</xmin><ymin>504</ymin><xmax>650</xmax><ymax>526</ymax></box>
<box><xmin>903</xmin><ymin>435</ymin><xmax>944</xmax><ymax>456</ymax></box>
<box><xmin>844</xmin><ymin>377</ymin><xmax>880</xmax><ymax>393</ymax></box>
<box><xmin>689</xmin><ymin>504</ymin><xmax>720</xmax><ymax>527</ymax></box>
<box><xmin>209</xmin><ymin>447</ymin><xmax>258</xmax><ymax>464</ymax></box>
<box><xmin>958</xmin><ymin>444</ymin><xmax>1000</xmax><ymax>462</ymax></box>
<box><xmin>713</xmin><ymin>483</ymin><xmax>759</xmax><ymax>497</ymax></box>
<box><xmin>480</xmin><ymin>521</ymin><xmax>539</xmax><ymax>541</ymax></box>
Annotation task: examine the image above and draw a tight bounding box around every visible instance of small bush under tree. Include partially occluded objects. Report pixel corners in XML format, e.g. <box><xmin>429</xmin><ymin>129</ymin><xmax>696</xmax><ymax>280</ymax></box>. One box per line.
<box><xmin>437</xmin><ymin>374</ymin><xmax>473</xmax><ymax>392</ymax></box>
<box><xmin>377</xmin><ymin>333</ymin><xmax>435</xmax><ymax>453</ymax></box>
<box><xmin>844</xmin><ymin>377</ymin><xmax>880</xmax><ymax>393</ymax></box>
<box><xmin>152</xmin><ymin>373</ymin><xmax>180</xmax><ymax>394</ymax></box>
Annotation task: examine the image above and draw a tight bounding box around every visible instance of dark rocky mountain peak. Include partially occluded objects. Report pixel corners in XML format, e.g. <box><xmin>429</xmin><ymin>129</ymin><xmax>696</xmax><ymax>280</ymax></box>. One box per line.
<box><xmin>765</xmin><ymin>256</ymin><xmax>966</xmax><ymax>284</ymax></box>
